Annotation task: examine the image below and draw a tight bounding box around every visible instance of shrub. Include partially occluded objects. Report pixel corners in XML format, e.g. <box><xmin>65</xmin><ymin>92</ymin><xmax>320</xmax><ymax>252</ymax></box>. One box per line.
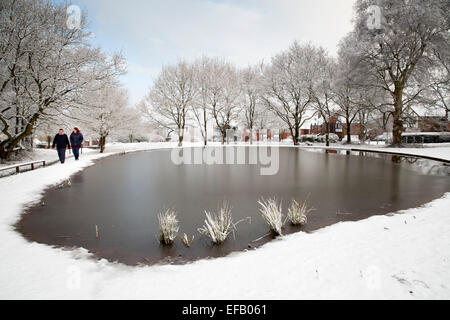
<box><xmin>299</xmin><ymin>134</ymin><xmax>339</xmax><ymax>143</ymax></box>
<box><xmin>198</xmin><ymin>202</ymin><xmax>235</xmax><ymax>244</ymax></box>
<box><xmin>287</xmin><ymin>198</ymin><xmax>313</xmax><ymax>226</ymax></box>
<box><xmin>158</xmin><ymin>209</ymin><xmax>179</xmax><ymax>245</ymax></box>
<box><xmin>258</xmin><ymin>198</ymin><xmax>283</xmax><ymax>236</ymax></box>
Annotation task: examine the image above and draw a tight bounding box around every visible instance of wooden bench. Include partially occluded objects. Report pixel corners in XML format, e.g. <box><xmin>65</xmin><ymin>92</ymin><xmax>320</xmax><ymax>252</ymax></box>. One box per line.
<box><xmin>0</xmin><ymin>160</ymin><xmax>46</xmax><ymax>174</ymax></box>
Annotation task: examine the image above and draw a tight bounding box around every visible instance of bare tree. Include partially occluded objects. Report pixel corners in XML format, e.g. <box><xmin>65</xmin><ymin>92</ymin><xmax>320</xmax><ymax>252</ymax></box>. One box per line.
<box><xmin>309</xmin><ymin>52</ymin><xmax>336</xmax><ymax>146</ymax></box>
<box><xmin>191</xmin><ymin>56</ymin><xmax>212</xmax><ymax>146</ymax></box>
<box><xmin>76</xmin><ymin>85</ymin><xmax>139</xmax><ymax>153</ymax></box>
<box><xmin>427</xmin><ymin>47</ymin><xmax>450</xmax><ymax>120</ymax></box>
<box><xmin>239</xmin><ymin>65</ymin><xmax>264</xmax><ymax>144</ymax></box>
<box><xmin>261</xmin><ymin>42</ymin><xmax>316</xmax><ymax>145</ymax></box>
<box><xmin>142</xmin><ymin>60</ymin><xmax>196</xmax><ymax>146</ymax></box>
<box><xmin>207</xmin><ymin>60</ymin><xmax>241</xmax><ymax>144</ymax></box>
<box><xmin>332</xmin><ymin>44</ymin><xmax>364</xmax><ymax>144</ymax></box>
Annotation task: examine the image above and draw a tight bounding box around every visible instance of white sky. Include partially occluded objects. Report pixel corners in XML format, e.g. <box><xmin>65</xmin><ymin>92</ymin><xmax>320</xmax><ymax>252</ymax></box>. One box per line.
<box><xmin>73</xmin><ymin>0</ymin><xmax>356</xmax><ymax>106</ymax></box>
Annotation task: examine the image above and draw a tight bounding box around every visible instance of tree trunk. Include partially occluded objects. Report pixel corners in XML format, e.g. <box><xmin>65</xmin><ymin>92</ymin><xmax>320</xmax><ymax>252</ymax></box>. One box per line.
<box><xmin>0</xmin><ymin>103</ymin><xmax>44</xmax><ymax>160</ymax></box>
<box><xmin>346</xmin><ymin>120</ymin><xmax>351</xmax><ymax>144</ymax></box>
<box><xmin>0</xmin><ymin>148</ymin><xmax>7</xmax><ymax>161</ymax></box>
<box><xmin>29</xmin><ymin>135</ymin><xmax>34</xmax><ymax>149</ymax></box>
<box><xmin>178</xmin><ymin>127</ymin><xmax>184</xmax><ymax>147</ymax></box>
<box><xmin>203</xmin><ymin>129</ymin><xmax>207</xmax><ymax>146</ymax></box>
<box><xmin>293</xmin><ymin>126</ymin><xmax>299</xmax><ymax>146</ymax></box>
<box><xmin>99</xmin><ymin>136</ymin><xmax>106</xmax><ymax>153</ymax></box>
<box><xmin>325</xmin><ymin>122</ymin><xmax>330</xmax><ymax>147</ymax></box>
<box><xmin>0</xmin><ymin>118</ymin><xmax>37</xmax><ymax>160</ymax></box>
<box><xmin>392</xmin><ymin>87</ymin><xmax>404</xmax><ymax>146</ymax></box>
<box><xmin>203</xmin><ymin>109</ymin><xmax>208</xmax><ymax>146</ymax></box>
<box><xmin>359</xmin><ymin>123</ymin><xmax>366</xmax><ymax>143</ymax></box>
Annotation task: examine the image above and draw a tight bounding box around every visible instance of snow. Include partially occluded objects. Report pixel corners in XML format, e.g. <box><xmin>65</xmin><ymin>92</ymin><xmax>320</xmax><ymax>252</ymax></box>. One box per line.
<box><xmin>0</xmin><ymin>142</ymin><xmax>449</xmax><ymax>299</ymax></box>
<box><xmin>0</xmin><ymin>148</ymin><xmax>98</xmax><ymax>177</ymax></box>
<box><xmin>300</xmin><ymin>144</ymin><xmax>450</xmax><ymax>162</ymax></box>
<box><xmin>371</xmin><ymin>147</ymin><xmax>450</xmax><ymax>162</ymax></box>
<box><xmin>0</xmin><ymin>149</ymin><xmax>62</xmax><ymax>168</ymax></box>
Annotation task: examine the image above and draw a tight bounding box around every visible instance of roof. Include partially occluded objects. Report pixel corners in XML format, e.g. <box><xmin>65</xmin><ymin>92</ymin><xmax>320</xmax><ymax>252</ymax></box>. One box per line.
<box><xmin>408</xmin><ymin>105</ymin><xmax>447</xmax><ymax>118</ymax></box>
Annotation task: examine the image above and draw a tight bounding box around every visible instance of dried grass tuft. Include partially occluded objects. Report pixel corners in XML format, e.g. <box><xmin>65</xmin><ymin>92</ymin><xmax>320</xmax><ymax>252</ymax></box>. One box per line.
<box><xmin>258</xmin><ymin>197</ymin><xmax>284</xmax><ymax>236</ymax></box>
<box><xmin>158</xmin><ymin>209</ymin><xmax>179</xmax><ymax>245</ymax></box>
<box><xmin>180</xmin><ymin>233</ymin><xmax>195</xmax><ymax>247</ymax></box>
<box><xmin>287</xmin><ymin>198</ymin><xmax>313</xmax><ymax>226</ymax></box>
<box><xmin>198</xmin><ymin>201</ymin><xmax>250</xmax><ymax>244</ymax></box>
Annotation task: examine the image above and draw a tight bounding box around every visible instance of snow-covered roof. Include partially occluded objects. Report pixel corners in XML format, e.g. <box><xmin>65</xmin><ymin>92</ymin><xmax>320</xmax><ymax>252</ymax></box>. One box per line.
<box><xmin>409</xmin><ymin>105</ymin><xmax>447</xmax><ymax>118</ymax></box>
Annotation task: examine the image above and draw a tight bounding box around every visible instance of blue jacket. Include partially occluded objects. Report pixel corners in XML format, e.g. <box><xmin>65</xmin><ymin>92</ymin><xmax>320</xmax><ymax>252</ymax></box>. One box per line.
<box><xmin>70</xmin><ymin>132</ymin><xmax>84</xmax><ymax>149</ymax></box>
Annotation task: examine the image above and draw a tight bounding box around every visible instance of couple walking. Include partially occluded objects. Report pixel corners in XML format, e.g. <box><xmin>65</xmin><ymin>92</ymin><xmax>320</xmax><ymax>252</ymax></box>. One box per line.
<box><xmin>52</xmin><ymin>127</ymin><xmax>84</xmax><ymax>164</ymax></box>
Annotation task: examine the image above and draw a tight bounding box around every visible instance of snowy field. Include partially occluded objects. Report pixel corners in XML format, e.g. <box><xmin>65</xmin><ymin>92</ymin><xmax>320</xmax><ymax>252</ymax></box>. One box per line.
<box><xmin>0</xmin><ymin>142</ymin><xmax>449</xmax><ymax>299</ymax></box>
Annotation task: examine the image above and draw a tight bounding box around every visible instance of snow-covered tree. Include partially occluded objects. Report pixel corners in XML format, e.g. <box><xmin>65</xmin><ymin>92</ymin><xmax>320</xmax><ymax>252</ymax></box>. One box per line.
<box><xmin>77</xmin><ymin>85</ymin><xmax>139</xmax><ymax>153</ymax></box>
<box><xmin>239</xmin><ymin>65</ymin><xmax>265</xmax><ymax>144</ymax></box>
<box><xmin>207</xmin><ymin>60</ymin><xmax>242</xmax><ymax>144</ymax></box>
<box><xmin>427</xmin><ymin>47</ymin><xmax>450</xmax><ymax>119</ymax></box>
<box><xmin>142</xmin><ymin>60</ymin><xmax>197</xmax><ymax>146</ymax></box>
<box><xmin>0</xmin><ymin>0</ymin><xmax>124</xmax><ymax>160</ymax></box>
<box><xmin>309</xmin><ymin>50</ymin><xmax>337</xmax><ymax>146</ymax></box>
<box><xmin>333</xmin><ymin>39</ymin><xmax>366</xmax><ymax>144</ymax></box>
<box><xmin>261</xmin><ymin>42</ymin><xmax>317</xmax><ymax>145</ymax></box>
<box><xmin>191</xmin><ymin>56</ymin><xmax>213</xmax><ymax>146</ymax></box>
<box><xmin>350</xmin><ymin>0</ymin><xmax>450</xmax><ymax>145</ymax></box>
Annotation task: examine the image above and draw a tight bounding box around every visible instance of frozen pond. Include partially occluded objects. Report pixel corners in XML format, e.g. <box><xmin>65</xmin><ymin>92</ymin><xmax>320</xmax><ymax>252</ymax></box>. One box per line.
<box><xmin>17</xmin><ymin>147</ymin><xmax>450</xmax><ymax>265</ymax></box>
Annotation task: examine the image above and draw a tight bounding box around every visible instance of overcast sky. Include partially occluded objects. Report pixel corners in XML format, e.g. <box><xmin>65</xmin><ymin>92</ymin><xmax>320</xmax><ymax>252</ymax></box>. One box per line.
<box><xmin>71</xmin><ymin>0</ymin><xmax>356</xmax><ymax>106</ymax></box>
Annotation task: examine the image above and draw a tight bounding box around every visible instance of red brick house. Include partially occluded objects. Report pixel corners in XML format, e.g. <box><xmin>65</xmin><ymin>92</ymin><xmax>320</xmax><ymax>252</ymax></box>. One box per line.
<box><xmin>309</xmin><ymin>114</ymin><xmax>361</xmax><ymax>140</ymax></box>
<box><xmin>403</xmin><ymin>107</ymin><xmax>449</xmax><ymax>133</ymax></box>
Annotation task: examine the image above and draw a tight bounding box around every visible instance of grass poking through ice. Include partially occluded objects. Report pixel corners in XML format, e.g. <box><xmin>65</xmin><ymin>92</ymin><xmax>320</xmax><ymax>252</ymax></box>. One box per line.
<box><xmin>198</xmin><ymin>202</ymin><xmax>234</xmax><ymax>244</ymax></box>
<box><xmin>180</xmin><ymin>233</ymin><xmax>195</xmax><ymax>247</ymax></box>
<box><xmin>258</xmin><ymin>198</ymin><xmax>283</xmax><ymax>236</ymax></box>
<box><xmin>198</xmin><ymin>201</ymin><xmax>250</xmax><ymax>245</ymax></box>
<box><xmin>158</xmin><ymin>209</ymin><xmax>179</xmax><ymax>245</ymax></box>
<box><xmin>287</xmin><ymin>198</ymin><xmax>313</xmax><ymax>226</ymax></box>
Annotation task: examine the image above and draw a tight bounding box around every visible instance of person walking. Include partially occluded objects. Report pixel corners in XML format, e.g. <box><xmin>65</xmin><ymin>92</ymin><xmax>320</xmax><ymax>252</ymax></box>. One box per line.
<box><xmin>70</xmin><ymin>127</ymin><xmax>84</xmax><ymax>161</ymax></box>
<box><xmin>52</xmin><ymin>129</ymin><xmax>71</xmax><ymax>164</ymax></box>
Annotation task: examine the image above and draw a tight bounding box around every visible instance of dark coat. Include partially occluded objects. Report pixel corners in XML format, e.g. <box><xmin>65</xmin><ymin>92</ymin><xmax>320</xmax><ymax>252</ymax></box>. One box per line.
<box><xmin>70</xmin><ymin>132</ymin><xmax>84</xmax><ymax>149</ymax></box>
<box><xmin>52</xmin><ymin>134</ymin><xmax>70</xmax><ymax>150</ymax></box>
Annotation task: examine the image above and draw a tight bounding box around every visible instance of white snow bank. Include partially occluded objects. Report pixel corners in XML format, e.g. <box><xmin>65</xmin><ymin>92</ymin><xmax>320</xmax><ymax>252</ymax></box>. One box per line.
<box><xmin>376</xmin><ymin>147</ymin><xmax>450</xmax><ymax>162</ymax></box>
<box><xmin>0</xmin><ymin>148</ymin><xmax>100</xmax><ymax>177</ymax></box>
<box><xmin>301</xmin><ymin>144</ymin><xmax>450</xmax><ymax>162</ymax></box>
<box><xmin>0</xmin><ymin>149</ymin><xmax>61</xmax><ymax>168</ymax></box>
<box><xmin>0</xmin><ymin>142</ymin><xmax>449</xmax><ymax>299</ymax></box>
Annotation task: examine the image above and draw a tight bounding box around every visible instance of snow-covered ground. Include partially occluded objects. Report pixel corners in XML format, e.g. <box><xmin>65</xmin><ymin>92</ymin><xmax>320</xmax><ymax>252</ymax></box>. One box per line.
<box><xmin>0</xmin><ymin>142</ymin><xmax>449</xmax><ymax>299</ymax></box>
<box><xmin>0</xmin><ymin>148</ymin><xmax>66</xmax><ymax>166</ymax></box>
<box><xmin>0</xmin><ymin>149</ymin><xmax>91</xmax><ymax>177</ymax></box>
<box><xmin>299</xmin><ymin>143</ymin><xmax>450</xmax><ymax>162</ymax></box>
<box><xmin>0</xmin><ymin>143</ymin><xmax>154</xmax><ymax>169</ymax></box>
